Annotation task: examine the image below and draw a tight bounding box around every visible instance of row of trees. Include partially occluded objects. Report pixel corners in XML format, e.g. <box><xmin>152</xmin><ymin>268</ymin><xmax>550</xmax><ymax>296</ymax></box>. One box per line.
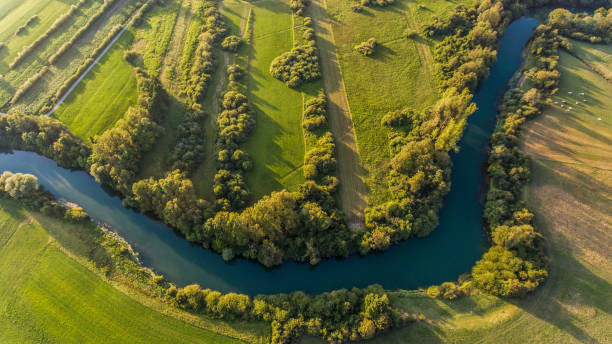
<box><xmin>181</xmin><ymin>0</ymin><xmax>227</xmax><ymax>109</ymax></box>
<box><xmin>548</xmin><ymin>7</ymin><xmax>612</xmax><ymax>43</ymax></box>
<box><xmin>474</xmin><ymin>21</ymin><xmax>566</xmax><ymax>297</ymax></box>
<box><xmin>89</xmin><ymin>69</ymin><xmax>167</xmax><ymax>194</ymax></box>
<box><xmin>0</xmin><ymin>114</ymin><xmax>90</xmax><ymax>169</ymax></box>
<box><xmin>14</xmin><ymin>15</ymin><xmax>38</xmax><ymax>36</ymax></box>
<box><xmin>170</xmin><ymin>283</ymin><xmax>412</xmax><ymax>343</ymax></box>
<box><xmin>8</xmin><ymin>0</ymin><xmax>89</xmax><ymax>69</ymax></box>
<box><xmin>214</xmin><ymin>91</ymin><xmax>255</xmax><ymax>211</ymax></box>
<box><xmin>290</xmin><ymin>0</ymin><xmax>309</xmax><ymax>16</ymax></box>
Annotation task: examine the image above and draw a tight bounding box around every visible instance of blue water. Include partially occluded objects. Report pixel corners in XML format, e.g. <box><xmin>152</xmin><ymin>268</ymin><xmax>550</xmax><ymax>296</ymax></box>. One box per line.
<box><xmin>0</xmin><ymin>17</ymin><xmax>538</xmax><ymax>296</ymax></box>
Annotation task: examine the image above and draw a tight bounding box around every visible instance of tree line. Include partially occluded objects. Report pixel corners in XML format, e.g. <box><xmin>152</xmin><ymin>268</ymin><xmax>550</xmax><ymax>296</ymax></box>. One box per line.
<box><xmin>0</xmin><ymin>114</ymin><xmax>90</xmax><ymax>169</ymax></box>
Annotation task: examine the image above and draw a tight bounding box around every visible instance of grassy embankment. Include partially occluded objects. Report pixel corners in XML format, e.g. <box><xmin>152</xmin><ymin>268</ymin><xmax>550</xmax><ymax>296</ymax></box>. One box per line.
<box><xmin>0</xmin><ymin>197</ymin><xmax>269</xmax><ymax>343</ymax></box>
<box><xmin>326</xmin><ymin>0</ymin><xmax>475</xmax><ymax>206</ymax></box>
<box><xmin>2</xmin><ymin>0</ymin><xmax>144</xmax><ymax>114</ymax></box>
<box><xmin>304</xmin><ymin>41</ymin><xmax>612</xmax><ymax>344</ymax></box>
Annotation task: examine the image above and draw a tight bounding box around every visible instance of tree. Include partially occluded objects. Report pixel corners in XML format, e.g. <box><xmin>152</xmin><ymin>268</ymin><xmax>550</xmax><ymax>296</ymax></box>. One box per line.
<box><xmin>0</xmin><ymin>172</ymin><xmax>38</xmax><ymax>199</ymax></box>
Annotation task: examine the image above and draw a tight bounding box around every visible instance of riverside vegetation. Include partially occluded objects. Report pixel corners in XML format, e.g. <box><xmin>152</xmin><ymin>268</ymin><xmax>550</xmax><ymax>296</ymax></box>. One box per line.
<box><xmin>0</xmin><ymin>0</ymin><xmax>611</xmax><ymax>342</ymax></box>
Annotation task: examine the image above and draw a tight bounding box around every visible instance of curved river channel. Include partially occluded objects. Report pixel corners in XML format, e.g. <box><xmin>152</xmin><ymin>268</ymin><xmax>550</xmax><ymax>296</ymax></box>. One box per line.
<box><xmin>0</xmin><ymin>18</ymin><xmax>538</xmax><ymax>295</ymax></box>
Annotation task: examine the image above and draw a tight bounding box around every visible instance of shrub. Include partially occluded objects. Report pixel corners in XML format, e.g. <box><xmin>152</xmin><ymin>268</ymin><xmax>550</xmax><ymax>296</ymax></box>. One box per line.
<box><xmin>124</xmin><ymin>50</ymin><xmax>139</xmax><ymax>65</ymax></box>
<box><xmin>354</xmin><ymin>38</ymin><xmax>377</xmax><ymax>56</ymax></box>
<box><xmin>290</xmin><ymin>0</ymin><xmax>309</xmax><ymax>15</ymax></box>
<box><xmin>226</xmin><ymin>64</ymin><xmax>243</xmax><ymax>81</ymax></box>
<box><xmin>221</xmin><ymin>35</ymin><xmax>241</xmax><ymax>51</ymax></box>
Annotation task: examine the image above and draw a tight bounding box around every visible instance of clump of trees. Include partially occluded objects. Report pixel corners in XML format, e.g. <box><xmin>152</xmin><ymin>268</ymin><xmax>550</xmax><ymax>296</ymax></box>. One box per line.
<box><xmin>221</xmin><ymin>35</ymin><xmax>241</xmax><ymax>51</ymax></box>
<box><xmin>89</xmin><ymin>69</ymin><xmax>166</xmax><ymax>193</ymax></box>
<box><xmin>302</xmin><ymin>93</ymin><xmax>327</xmax><ymax>131</ymax></box>
<box><xmin>354</xmin><ymin>38</ymin><xmax>377</xmax><ymax>56</ymax></box>
<box><xmin>360</xmin><ymin>87</ymin><xmax>474</xmax><ymax>253</ymax></box>
<box><xmin>0</xmin><ymin>114</ymin><xmax>90</xmax><ymax>169</ymax></box>
<box><xmin>126</xmin><ymin>170</ymin><xmax>207</xmax><ymax>240</ymax></box>
<box><xmin>359</xmin><ymin>0</ymin><xmax>394</xmax><ymax>7</ymax></box>
<box><xmin>170</xmin><ymin>112</ymin><xmax>205</xmax><ymax>172</ymax></box>
<box><xmin>270</xmin><ymin>44</ymin><xmax>320</xmax><ymax>87</ymax></box>
<box><xmin>548</xmin><ymin>8</ymin><xmax>612</xmax><ymax>43</ymax></box>
<box><xmin>290</xmin><ymin>0</ymin><xmax>309</xmax><ymax>15</ymax></box>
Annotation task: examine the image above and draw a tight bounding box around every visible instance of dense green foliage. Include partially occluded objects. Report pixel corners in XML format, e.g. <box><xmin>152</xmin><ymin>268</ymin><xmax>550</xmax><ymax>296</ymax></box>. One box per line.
<box><xmin>89</xmin><ymin>69</ymin><xmax>166</xmax><ymax>194</ymax></box>
<box><xmin>171</xmin><ymin>111</ymin><xmax>206</xmax><ymax>172</ymax></box>
<box><xmin>270</xmin><ymin>44</ymin><xmax>320</xmax><ymax>88</ymax></box>
<box><xmin>548</xmin><ymin>7</ymin><xmax>612</xmax><ymax>43</ymax></box>
<box><xmin>170</xmin><ymin>283</ymin><xmax>412</xmax><ymax>343</ymax></box>
<box><xmin>0</xmin><ymin>114</ymin><xmax>89</xmax><ymax>169</ymax></box>
<box><xmin>214</xmin><ymin>90</ymin><xmax>255</xmax><ymax>211</ymax></box>
<box><xmin>221</xmin><ymin>35</ymin><xmax>242</xmax><ymax>52</ymax></box>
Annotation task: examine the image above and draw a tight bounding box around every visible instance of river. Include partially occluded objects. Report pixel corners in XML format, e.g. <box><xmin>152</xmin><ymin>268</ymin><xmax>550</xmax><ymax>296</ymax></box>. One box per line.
<box><xmin>0</xmin><ymin>17</ymin><xmax>538</xmax><ymax>296</ymax></box>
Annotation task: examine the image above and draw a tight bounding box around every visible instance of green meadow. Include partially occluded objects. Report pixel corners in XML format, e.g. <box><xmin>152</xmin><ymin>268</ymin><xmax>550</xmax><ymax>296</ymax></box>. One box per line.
<box><xmin>243</xmin><ymin>0</ymin><xmax>306</xmax><ymax>200</ymax></box>
<box><xmin>0</xmin><ymin>198</ymin><xmax>264</xmax><ymax>343</ymax></box>
<box><xmin>53</xmin><ymin>32</ymin><xmax>137</xmax><ymax>142</ymax></box>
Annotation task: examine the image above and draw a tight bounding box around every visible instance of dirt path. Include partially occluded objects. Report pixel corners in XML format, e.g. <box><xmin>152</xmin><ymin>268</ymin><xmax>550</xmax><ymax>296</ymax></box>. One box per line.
<box><xmin>310</xmin><ymin>0</ymin><xmax>367</xmax><ymax>230</ymax></box>
<box><xmin>160</xmin><ymin>0</ymin><xmax>193</xmax><ymax>94</ymax></box>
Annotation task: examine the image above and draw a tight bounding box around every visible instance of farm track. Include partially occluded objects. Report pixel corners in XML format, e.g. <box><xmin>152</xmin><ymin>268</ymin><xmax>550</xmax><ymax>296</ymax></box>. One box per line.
<box><xmin>46</xmin><ymin>0</ymin><xmax>151</xmax><ymax>115</ymax></box>
<box><xmin>160</xmin><ymin>0</ymin><xmax>193</xmax><ymax>94</ymax></box>
<box><xmin>310</xmin><ymin>0</ymin><xmax>367</xmax><ymax>229</ymax></box>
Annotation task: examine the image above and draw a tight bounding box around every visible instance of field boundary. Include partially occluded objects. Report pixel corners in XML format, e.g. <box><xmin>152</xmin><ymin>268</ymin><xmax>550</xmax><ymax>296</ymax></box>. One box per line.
<box><xmin>310</xmin><ymin>0</ymin><xmax>367</xmax><ymax>229</ymax></box>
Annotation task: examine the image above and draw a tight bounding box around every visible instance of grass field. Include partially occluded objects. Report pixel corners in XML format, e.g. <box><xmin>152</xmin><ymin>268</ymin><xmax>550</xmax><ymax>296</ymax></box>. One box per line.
<box><xmin>304</xmin><ymin>43</ymin><xmax>612</xmax><ymax>344</ymax></box>
<box><xmin>2</xmin><ymin>0</ymin><xmax>143</xmax><ymax>114</ymax></box>
<box><xmin>326</xmin><ymin>0</ymin><xmax>475</xmax><ymax>206</ymax></box>
<box><xmin>242</xmin><ymin>0</ymin><xmax>307</xmax><ymax>200</ymax></box>
<box><xmin>52</xmin><ymin>31</ymin><xmax>137</xmax><ymax>142</ymax></box>
<box><xmin>0</xmin><ymin>197</ymin><xmax>270</xmax><ymax>343</ymax></box>
<box><xmin>0</xmin><ymin>0</ymin><xmax>77</xmax><ymax>65</ymax></box>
